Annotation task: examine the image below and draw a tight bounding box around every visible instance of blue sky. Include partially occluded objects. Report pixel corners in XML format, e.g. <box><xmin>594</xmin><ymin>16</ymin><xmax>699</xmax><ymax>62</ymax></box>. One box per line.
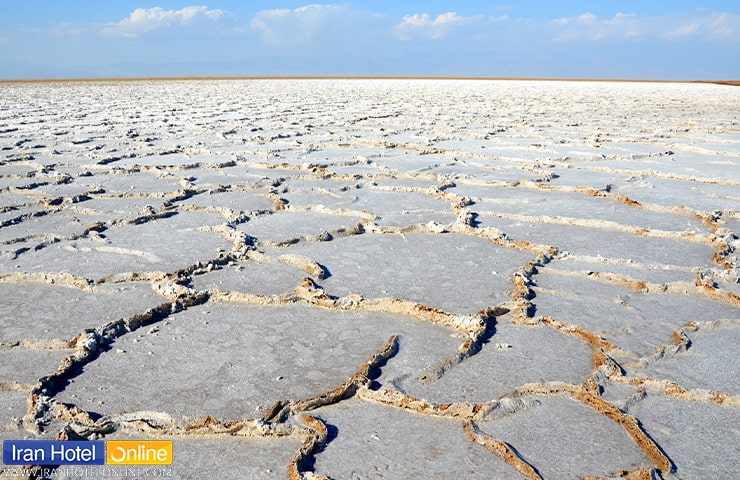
<box><xmin>1</xmin><ymin>1</ymin><xmax>739</xmax><ymax>79</ymax></box>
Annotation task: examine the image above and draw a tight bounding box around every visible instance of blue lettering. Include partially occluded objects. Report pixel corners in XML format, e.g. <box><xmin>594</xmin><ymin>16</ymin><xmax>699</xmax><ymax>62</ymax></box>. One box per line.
<box><xmin>2</xmin><ymin>440</ymin><xmax>104</xmax><ymax>465</ymax></box>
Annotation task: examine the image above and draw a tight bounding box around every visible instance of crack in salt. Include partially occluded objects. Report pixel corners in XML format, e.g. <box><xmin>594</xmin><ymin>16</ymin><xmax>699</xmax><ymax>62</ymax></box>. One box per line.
<box><xmin>1</xmin><ymin>79</ymin><xmax>737</xmax><ymax>479</ymax></box>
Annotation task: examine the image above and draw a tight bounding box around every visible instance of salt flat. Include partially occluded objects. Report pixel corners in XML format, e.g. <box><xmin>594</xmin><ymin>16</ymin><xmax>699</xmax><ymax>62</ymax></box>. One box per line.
<box><xmin>0</xmin><ymin>79</ymin><xmax>738</xmax><ymax>479</ymax></box>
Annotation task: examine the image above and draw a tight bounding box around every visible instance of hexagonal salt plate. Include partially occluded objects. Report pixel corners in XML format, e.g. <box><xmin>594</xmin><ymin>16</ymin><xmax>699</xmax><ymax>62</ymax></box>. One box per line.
<box><xmin>0</xmin><ymin>211</ymin><xmax>89</xmax><ymax>244</ymax></box>
<box><xmin>0</xmin><ymin>347</ymin><xmax>70</xmax><ymax>384</ymax></box>
<box><xmin>0</xmin><ymin>390</ymin><xmax>30</xmax><ymax>440</ymax></box>
<box><xmin>4</xmin><ymin>213</ymin><xmax>232</xmax><ymax>279</ymax></box>
<box><xmin>174</xmin><ymin>189</ymin><xmax>275</xmax><ymax>213</ymax></box>
<box><xmin>191</xmin><ymin>261</ymin><xmax>309</xmax><ymax>296</ymax></box>
<box><xmin>0</xmin><ymin>282</ymin><xmax>166</xmax><ymax>341</ymax></box>
<box><xmin>16</xmin><ymin>181</ymin><xmax>95</xmax><ymax>203</ymax></box>
<box><xmin>54</xmin><ymin>302</ymin><xmax>461</xmax><ymax>421</ymax></box>
<box><xmin>479</xmin><ymin>217</ymin><xmax>717</xmax><ymax>270</ymax></box>
<box><xmin>73</xmin><ymin>171</ymin><xmax>183</xmax><ymax>196</ymax></box>
<box><xmin>614</xmin><ymin>176</ymin><xmax>740</xmax><ymax>214</ymax></box>
<box><xmin>280</xmin><ymin>187</ymin><xmax>456</xmax><ymax>228</ymax></box>
<box><xmin>281</xmin><ymin>232</ymin><xmax>534</xmax><ymax>314</ymax></box>
<box><xmin>97</xmin><ymin>432</ymin><xmax>302</xmax><ymax>480</ymax></box>
<box><xmin>238</xmin><ymin>211</ymin><xmax>363</xmax><ymax>245</ymax></box>
<box><xmin>627</xmin><ymin>395</ymin><xmax>740</xmax><ymax>479</ymax></box>
<box><xmin>63</xmin><ymin>197</ymin><xmax>171</xmax><ymax>221</ymax></box>
<box><xmin>451</xmin><ymin>184</ymin><xmax>707</xmax><ymax>233</ymax></box>
<box><xmin>545</xmin><ymin>256</ymin><xmax>700</xmax><ymax>285</ymax></box>
<box><xmin>639</xmin><ymin>322</ymin><xmax>740</xmax><ymax>394</ymax></box>
<box><xmin>547</xmin><ymin>168</ymin><xmax>636</xmax><ymax>191</ymax></box>
<box><xmin>311</xmin><ymin>399</ymin><xmax>527</xmax><ymax>479</ymax></box>
<box><xmin>384</xmin><ymin>318</ymin><xmax>594</xmax><ymax>404</ymax></box>
<box><xmin>480</xmin><ymin>395</ymin><xmax>653</xmax><ymax>479</ymax></box>
<box><xmin>531</xmin><ymin>270</ymin><xmax>740</xmax><ymax>360</ymax></box>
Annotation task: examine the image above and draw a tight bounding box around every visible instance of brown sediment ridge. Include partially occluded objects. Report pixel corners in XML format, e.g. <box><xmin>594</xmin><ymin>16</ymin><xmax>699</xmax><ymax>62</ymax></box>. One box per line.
<box><xmin>0</xmin><ymin>75</ymin><xmax>737</xmax><ymax>85</ymax></box>
<box><xmin>506</xmin><ymin>382</ymin><xmax>672</xmax><ymax>473</ymax></box>
<box><xmin>1</xmin><ymin>78</ymin><xmax>737</xmax><ymax>479</ymax></box>
<box><xmin>463</xmin><ymin>420</ymin><xmax>543</xmax><ymax>480</ymax></box>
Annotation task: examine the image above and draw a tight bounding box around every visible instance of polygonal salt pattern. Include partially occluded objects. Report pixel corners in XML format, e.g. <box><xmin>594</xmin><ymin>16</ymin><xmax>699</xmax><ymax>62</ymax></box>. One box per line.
<box><xmin>0</xmin><ymin>79</ymin><xmax>737</xmax><ymax>478</ymax></box>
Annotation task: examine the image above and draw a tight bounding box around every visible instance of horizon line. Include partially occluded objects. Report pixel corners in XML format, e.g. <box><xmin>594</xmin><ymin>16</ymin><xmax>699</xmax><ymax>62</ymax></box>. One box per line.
<box><xmin>0</xmin><ymin>75</ymin><xmax>738</xmax><ymax>86</ymax></box>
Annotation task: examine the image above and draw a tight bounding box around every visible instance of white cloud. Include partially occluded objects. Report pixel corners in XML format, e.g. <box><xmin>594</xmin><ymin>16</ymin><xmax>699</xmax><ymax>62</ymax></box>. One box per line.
<box><xmin>101</xmin><ymin>6</ymin><xmax>226</xmax><ymax>38</ymax></box>
<box><xmin>250</xmin><ymin>4</ymin><xmax>357</xmax><ymax>46</ymax></box>
<box><xmin>552</xmin><ymin>12</ymin><xmax>644</xmax><ymax>42</ymax></box>
<box><xmin>391</xmin><ymin>9</ymin><xmax>739</xmax><ymax>45</ymax></box>
<box><xmin>552</xmin><ymin>10</ymin><xmax>740</xmax><ymax>43</ymax></box>
<box><xmin>663</xmin><ymin>11</ymin><xmax>740</xmax><ymax>40</ymax></box>
<box><xmin>573</xmin><ymin>13</ymin><xmax>597</xmax><ymax>24</ymax></box>
<box><xmin>663</xmin><ymin>22</ymin><xmax>700</xmax><ymax>39</ymax></box>
<box><xmin>394</xmin><ymin>12</ymin><xmax>483</xmax><ymax>40</ymax></box>
<box><xmin>708</xmin><ymin>12</ymin><xmax>740</xmax><ymax>39</ymax></box>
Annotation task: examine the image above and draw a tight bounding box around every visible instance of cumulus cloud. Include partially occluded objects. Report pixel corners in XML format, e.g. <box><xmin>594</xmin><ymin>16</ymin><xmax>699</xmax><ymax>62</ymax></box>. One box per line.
<box><xmin>250</xmin><ymin>4</ymin><xmax>357</xmax><ymax>46</ymax></box>
<box><xmin>101</xmin><ymin>6</ymin><xmax>226</xmax><ymax>38</ymax></box>
<box><xmin>552</xmin><ymin>12</ymin><xmax>645</xmax><ymax>42</ymax></box>
<box><xmin>394</xmin><ymin>12</ymin><xmax>483</xmax><ymax>40</ymax></box>
<box><xmin>391</xmin><ymin>9</ymin><xmax>740</xmax><ymax>45</ymax></box>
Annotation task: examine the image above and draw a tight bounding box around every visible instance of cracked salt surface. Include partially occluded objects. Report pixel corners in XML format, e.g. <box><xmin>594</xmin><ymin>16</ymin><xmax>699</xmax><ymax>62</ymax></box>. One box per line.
<box><xmin>55</xmin><ymin>303</ymin><xmax>458</xmax><ymax>422</ymax></box>
<box><xmin>480</xmin><ymin>395</ymin><xmax>654</xmax><ymax>479</ymax></box>
<box><xmin>0</xmin><ymin>79</ymin><xmax>738</xmax><ymax>479</ymax></box>
<box><xmin>280</xmin><ymin>233</ymin><xmax>533</xmax><ymax>313</ymax></box>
